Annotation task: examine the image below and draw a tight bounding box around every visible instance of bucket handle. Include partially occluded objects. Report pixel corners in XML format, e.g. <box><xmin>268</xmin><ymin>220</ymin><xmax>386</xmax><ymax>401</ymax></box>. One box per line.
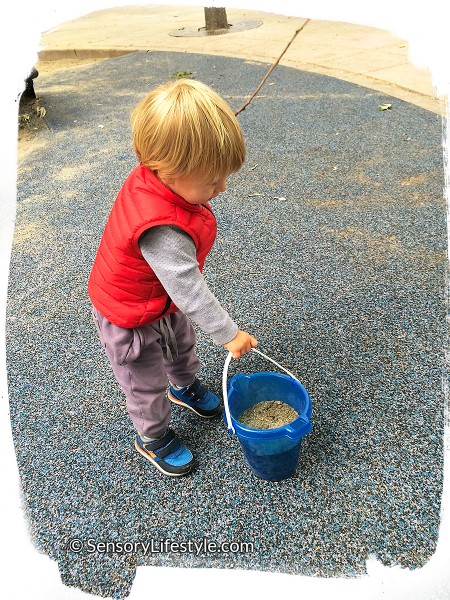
<box><xmin>222</xmin><ymin>348</ymin><xmax>300</xmax><ymax>434</ymax></box>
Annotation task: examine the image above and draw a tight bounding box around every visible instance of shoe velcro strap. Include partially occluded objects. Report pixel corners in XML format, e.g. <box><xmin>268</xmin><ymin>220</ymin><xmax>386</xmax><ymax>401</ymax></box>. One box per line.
<box><xmin>184</xmin><ymin>380</ymin><xmax>208</xmax><ymax>401</ymax></box>
<box><xmin>142</xmin><ymin>428</ymin><xmax>176</xmax><ymax>452</ymax></box>
<box><xmin>153</xmin><ymin>436</ymin><xmax>181</xmax><ymax>459</ymax></box>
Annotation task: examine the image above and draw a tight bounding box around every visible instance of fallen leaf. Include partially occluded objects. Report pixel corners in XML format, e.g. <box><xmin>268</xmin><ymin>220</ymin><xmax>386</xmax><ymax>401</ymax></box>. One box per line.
<box><xmin>378</xmin><ymin>103</ymin><xmax>392</xmax><ymax>111</ymax></box>
<box><xmin>171</xmin><ymin>70</ymin><xmax>193</xmax><ymax>79</ymax></box>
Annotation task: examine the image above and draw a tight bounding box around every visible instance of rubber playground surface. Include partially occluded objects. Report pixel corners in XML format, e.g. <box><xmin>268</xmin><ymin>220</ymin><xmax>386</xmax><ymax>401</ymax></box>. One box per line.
<box><xmin>8</xmin><ymin>51</ymin><xmax>447</xmax><ymax>598</ymax></box>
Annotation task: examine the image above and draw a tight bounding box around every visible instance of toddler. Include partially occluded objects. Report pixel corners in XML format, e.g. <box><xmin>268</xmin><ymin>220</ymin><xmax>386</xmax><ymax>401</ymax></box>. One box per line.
<box><xmin>88</xmin><ymin>79</ymin><xmax>258</xmax><ymax>477</ymax></box>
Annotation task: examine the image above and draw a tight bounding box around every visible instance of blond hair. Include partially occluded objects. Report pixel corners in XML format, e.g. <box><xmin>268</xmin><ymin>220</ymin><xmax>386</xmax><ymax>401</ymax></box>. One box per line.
<box><xmin>130</xmin><ymin>79</ymin><xmax>246</xmax><ymax>181</ymax></box>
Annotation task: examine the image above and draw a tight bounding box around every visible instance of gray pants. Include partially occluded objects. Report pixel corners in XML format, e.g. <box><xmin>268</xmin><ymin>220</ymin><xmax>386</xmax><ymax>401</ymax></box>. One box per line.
<box><xmin>92</xmin><ymin>307</ymin><xmax>199</xmax><ymax>438</ymax></box>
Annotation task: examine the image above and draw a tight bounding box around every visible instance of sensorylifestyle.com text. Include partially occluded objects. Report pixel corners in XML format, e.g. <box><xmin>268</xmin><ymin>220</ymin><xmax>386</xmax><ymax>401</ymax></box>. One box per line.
<box><xmin>74</xmin><ymin>537</ymin><xmax>254</xmax><ymax>556</ymax></box>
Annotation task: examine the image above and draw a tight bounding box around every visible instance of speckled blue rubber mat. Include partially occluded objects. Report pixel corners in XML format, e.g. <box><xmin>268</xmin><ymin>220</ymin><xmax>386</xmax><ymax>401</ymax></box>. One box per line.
<box><xmin>8</xmin><ymin>51</ymin><xmax>447</xmax><ymax>598</ymax></box>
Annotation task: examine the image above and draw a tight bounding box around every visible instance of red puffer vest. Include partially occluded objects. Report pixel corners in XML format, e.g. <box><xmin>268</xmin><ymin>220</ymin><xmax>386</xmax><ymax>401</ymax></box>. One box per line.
<box><xmin>88</xmin><ymin>165</ymin><xmax>217</xmax><ymax>328</ymax></box>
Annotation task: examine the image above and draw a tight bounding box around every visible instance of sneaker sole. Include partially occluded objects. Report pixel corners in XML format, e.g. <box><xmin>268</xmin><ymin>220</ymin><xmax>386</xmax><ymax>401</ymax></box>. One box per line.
<box><xmin>134</xmin><ymin>439</ymin><xmax>193</xmax><ymax>477</ymax></box>
<box><xmin>168</xmin><ymin>391</ymin><xmax>221</xmax><ymax>418</ymax></box>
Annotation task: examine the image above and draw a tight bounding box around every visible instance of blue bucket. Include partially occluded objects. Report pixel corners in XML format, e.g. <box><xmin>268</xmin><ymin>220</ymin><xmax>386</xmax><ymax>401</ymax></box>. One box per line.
<box><xmin>222</xmin><ymin>350</ymin><xmax>312</xmax><ymax>481</ymax></box>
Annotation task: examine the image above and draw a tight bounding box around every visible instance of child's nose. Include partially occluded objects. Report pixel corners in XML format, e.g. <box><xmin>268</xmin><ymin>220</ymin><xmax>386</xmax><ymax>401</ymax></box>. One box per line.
<box><xmin>216</xmin><ymin>178</ymin><xmax>227</xmax><ymax>193</ymax></box>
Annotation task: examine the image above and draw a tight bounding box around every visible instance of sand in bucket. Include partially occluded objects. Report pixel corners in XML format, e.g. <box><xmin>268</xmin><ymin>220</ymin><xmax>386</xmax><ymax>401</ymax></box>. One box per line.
<box><xmin>238</xmin><ymin>400</ymin><xmax>299</xmax><ymax>429</ymax></box>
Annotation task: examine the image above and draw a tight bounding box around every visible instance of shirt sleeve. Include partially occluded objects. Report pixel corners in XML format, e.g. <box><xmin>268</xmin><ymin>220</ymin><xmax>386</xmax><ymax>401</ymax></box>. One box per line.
<box><xmin>138</xmin><ymin>225</ymin><xmax>239</xmax><ymax>345</ymax></box>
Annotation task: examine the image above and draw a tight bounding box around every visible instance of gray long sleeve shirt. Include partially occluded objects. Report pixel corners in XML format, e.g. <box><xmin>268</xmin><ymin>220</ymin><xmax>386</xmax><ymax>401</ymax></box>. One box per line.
<box><xmin>139</xmin><ymin>225</ymin><xmax>238</xmax><ymax>345</ymax></box>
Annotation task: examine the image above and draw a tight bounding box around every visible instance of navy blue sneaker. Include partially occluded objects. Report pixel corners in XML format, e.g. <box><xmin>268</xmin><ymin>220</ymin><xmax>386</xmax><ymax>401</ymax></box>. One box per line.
<box><xmin>168</xmin><ymin>378</ymin><xmax>221</xmax><ymax>418</ymax></box>
<box><xmin>134</xmin><ymin>428</ymin><xmax>194</xmax><ymax>476</ymax></box>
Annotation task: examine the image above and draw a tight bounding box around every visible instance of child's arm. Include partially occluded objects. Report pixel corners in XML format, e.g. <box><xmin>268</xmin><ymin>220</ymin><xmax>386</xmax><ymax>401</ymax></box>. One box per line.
<box><xmin>139</xmin><ymin>226</ymin><xmax>258</xmax><ymax>356</ymax></box>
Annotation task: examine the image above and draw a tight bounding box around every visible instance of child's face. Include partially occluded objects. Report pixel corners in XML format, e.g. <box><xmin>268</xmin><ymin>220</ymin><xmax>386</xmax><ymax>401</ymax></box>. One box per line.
<box><xmin>163</xmin><ymin>172</ymin><xmax>228</xmax><ymax>205</ymax></box>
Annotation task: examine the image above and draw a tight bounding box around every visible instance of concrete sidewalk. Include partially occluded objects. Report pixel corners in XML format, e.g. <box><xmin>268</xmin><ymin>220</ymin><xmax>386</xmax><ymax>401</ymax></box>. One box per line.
<box><xmin>37</xmin><ymin>5</ymin><xmax>444</xmax><ymax>115</ymax></box>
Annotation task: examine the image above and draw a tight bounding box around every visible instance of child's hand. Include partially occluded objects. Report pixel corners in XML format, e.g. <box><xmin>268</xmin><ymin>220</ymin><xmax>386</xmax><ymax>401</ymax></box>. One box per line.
<box><xmin>223</xmin><ymin>330</ymin><xmax>258</xmax><ymax>359</ymax></box>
